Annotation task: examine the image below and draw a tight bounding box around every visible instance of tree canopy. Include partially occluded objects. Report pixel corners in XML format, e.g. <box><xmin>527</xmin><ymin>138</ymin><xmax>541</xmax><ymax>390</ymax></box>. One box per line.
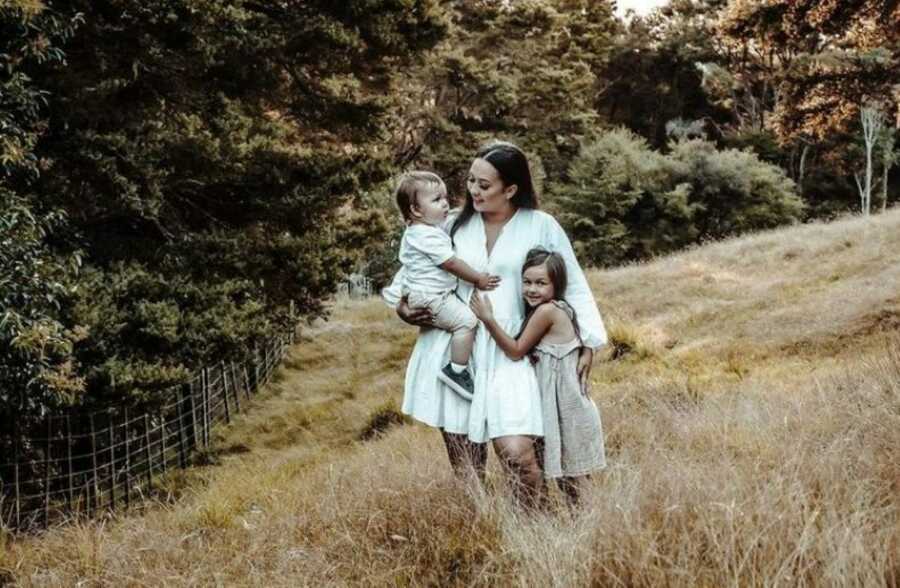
<box><xmin>2</xmin><ymin>0</ymin><xmax>896</xmax><ymax>419</ymax></box>
<box><xmin>1</xmin><ymin>0</ymin><xmax>445</xmax><ymax>418</ymax></box>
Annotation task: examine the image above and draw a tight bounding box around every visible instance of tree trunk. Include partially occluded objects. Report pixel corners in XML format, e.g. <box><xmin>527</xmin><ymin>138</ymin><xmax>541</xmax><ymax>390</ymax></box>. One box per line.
<box><xmin>858</xmin><ymin>107</ymin><xmax>885</xmax><ymax>216</ymax></box>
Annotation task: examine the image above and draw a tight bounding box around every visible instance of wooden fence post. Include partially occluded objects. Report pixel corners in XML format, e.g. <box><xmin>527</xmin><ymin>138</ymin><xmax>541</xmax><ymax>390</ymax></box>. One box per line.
<box><xmin>44</xmin><ymin>419</ymin><xmax>52</xmax><ymax>527</ymax></box>
<box><xmin>159</xmin><ymin>409</ymin><xmax>168</xmax><ymax>473</ymax></box>
<box><xmin>13</xmin><ymin>420</ymin><xmax>21</xmax><ymax>529</ymax></box>
<box><xmin>202</xmin><ymin>368</ymin><xmax>210</xmax><ymax>447</ymax></box>
<box><xmin>231</xmin><ymin>362</ymin><xmax>241</xmax><ymax>402</ymax></box>
<box><xmin>221</xmin><ymin>364</ymin><xmax>231</xmax><ymax>424</ymax></box>
<box><xmin>144</xmin><ymin>414</ymin><xmax>153</xmax><ymax>489</ymax></box>
<box><xmin>176</xmin><ymin>389</ymin><xmax>188</xmax><ymax>469</ymax></box>
<box><xmin>123</xmin><ymin>408</ymin><xmax>131</xmax><ymax>510</ymax></box>
<box><xmin>253</xmin><ymin>347</ymin><xmax>260</xmax><ymax>391</ymax></box>
<box><xmin>108</xmin><ymin>411</ymin><xmax>116</xmax><ymax>510</ymax></box>
<box><xmin>188</xmin><ymin>382</ymin><xmax>199</xmax><ymax>449</ymax></box>
<box><xmin>188</xmin><ymin>380</ymin><xmax>203</xmax><ymax>449</ymax></box>
<box><xmin>65</xmin><ymin>414</ymin><xmax>74</xmax><ymax>513</ymax></box>
<box><xmin>225</xmin><ymin>361</ymin><xmax>240</xmax><ymax>413</ymax></box>
<box><xmin>89</xmin><ymin>413</ymin><xmax>99</xmax><ymax>514</ymax></box>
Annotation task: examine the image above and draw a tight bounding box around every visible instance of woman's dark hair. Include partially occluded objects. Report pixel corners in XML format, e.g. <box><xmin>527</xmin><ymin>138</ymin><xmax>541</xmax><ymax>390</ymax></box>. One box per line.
<box><xmin>450</xmin><ymin>141</ymin><xmax>539</xmax><ymax>241</ymax></box>
<box><xmin>516</xmin><ymin>247</ymin><xmax>580</xmax><ymax>362</ymax></box>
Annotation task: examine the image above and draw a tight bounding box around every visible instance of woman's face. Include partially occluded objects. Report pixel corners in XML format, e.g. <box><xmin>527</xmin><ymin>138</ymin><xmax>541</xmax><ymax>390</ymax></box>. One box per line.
<box><xmin>522</xmin><ymin>263</ymin><xmax>555</xmax><ymax>308</ymax></box>
<box><xmin>466</xmin><ymin>158</ymin><xmax>516</xmax><ymax>214</ymax></box>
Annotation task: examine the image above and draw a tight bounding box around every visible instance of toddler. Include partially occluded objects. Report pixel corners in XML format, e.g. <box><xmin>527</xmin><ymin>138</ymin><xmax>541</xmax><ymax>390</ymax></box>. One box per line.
<box><xmin>395</xmin><ymin>171</ymin><xmax>500</xmax><ymax>400</ymax></box>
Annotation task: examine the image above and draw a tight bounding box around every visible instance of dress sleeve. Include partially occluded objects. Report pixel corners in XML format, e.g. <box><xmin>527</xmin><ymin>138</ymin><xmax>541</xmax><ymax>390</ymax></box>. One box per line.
<box><xmin>381</xmin><ymin>266</ymin><xmax>405</xmax><ymax>309</ymax></box>
<box><xmin>544</xmin><ymin>214</ymin><xmax>608</xmax><ymax>349</ymax></box>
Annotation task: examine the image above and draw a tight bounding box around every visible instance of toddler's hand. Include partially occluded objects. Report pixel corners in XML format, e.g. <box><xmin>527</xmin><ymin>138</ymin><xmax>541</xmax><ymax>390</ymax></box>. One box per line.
<box><xmin>476</xmin><ymin>273</ymin><xmax>501</xmax><ymax>291</ymax></box>
<box><xmin>469</xmin><ymin>292</ymin><xmax>494</xmax><ymax>321</ymax></box>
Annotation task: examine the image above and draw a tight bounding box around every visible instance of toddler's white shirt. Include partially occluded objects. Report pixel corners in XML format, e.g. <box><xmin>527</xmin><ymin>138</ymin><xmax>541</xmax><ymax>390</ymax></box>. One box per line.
<box><xmin>399</xmin><ymin>223</ymin><xmax>458</xmax><ymax>294</ymax></box>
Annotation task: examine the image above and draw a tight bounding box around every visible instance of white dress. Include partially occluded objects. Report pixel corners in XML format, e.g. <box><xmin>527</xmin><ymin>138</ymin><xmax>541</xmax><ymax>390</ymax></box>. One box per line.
<box><xmin>383</xmin><ymin>209</ymin><xmax>607</xmax><ymax>443</ymax></box>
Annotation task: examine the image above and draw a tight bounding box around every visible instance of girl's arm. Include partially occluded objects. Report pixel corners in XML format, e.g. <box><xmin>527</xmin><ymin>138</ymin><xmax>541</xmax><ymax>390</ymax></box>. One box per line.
<box><xmin>470</xmin><ymin>293</ymin><xmax>554</xmax><ymax>361</ymax></box>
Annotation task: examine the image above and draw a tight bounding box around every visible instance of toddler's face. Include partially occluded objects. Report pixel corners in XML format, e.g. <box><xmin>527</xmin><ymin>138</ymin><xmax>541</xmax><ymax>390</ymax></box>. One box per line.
<box><xmin>412</xmin><ymin>187</ymin><xmax>450</xmax><ymax>225</ymax></box>
<box><xmin>522</xmin><ymin>263</ymin><xmax>555</xmax><ymax>307</ymax></box>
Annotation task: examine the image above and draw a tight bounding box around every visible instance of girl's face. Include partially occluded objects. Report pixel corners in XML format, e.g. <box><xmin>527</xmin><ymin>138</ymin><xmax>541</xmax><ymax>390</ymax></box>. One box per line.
<box><xmin>522</xmin><ymin>263</ymin><xmax>555</xmax><ymax>307</ymax></box>
<box><xmin>466</xmin><ymin>158</ymin><xmax>516</xmax><ymax>215</ymax></box>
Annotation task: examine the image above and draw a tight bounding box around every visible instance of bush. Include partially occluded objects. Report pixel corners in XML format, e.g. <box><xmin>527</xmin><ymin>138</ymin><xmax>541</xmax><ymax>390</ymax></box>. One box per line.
<box><xmin>668</xmin><ymin>139</ymin><xmax>805</xmax><ymax>238</ymax></box>
<box><xmin>359</xmin><ymin>399</ymin><xmax>410</xmax><ymax>441</ymax></box>
<box><xmin>551</xmin><ymin>129</ymin><xmax>804</xmax><ymax>266</ymax></box>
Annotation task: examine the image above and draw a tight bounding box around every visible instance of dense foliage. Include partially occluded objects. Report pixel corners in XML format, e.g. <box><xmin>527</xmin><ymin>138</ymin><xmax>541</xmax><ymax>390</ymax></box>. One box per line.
<box><xmin>1</xmin><ymin>2</ymin><xmax>84</xmax><ymax>420</ymax></box>
<box><xmin>553</xmin><ymin>129</ymin><xmax>804</xmax><ymax>266</ymax></box>
<box><xmin>1</xmin><ymin>0</ymin><xmax>444</xmax><ymax>419</ymax></box>
<box><xmin>389</xmin><ymin>0</ymin><xmax>618</xmax><ymax>192</ymax></box>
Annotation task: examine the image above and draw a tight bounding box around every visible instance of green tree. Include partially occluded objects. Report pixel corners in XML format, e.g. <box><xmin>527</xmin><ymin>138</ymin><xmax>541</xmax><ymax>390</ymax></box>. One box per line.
<box><xmin>710</xmin><ymin>0</ymin><xmax>899</xmax><ymax>215</ymax></box>
<box><xmin>554</xmin><ymin>128</ymin><xmax>804</xmax><ymax>266</ymax></box>
<box><xmin>1</xmin><ymin>1</ymin><xmax>84</xmax><ymax>422</ymax></box>
<box><xmin>597</xmin><ymin>0</ymin><xmax>729</xmax><ymax>148</ymax></box>
<box><xmin>388</xmin><ymin>0</ymin><xmax>617</xmax><ymax>193</ymax></box>
<box><xmin>4</xmin><ymin>0</ymin><xmax>446</xmax><ymax>410</ymax></box>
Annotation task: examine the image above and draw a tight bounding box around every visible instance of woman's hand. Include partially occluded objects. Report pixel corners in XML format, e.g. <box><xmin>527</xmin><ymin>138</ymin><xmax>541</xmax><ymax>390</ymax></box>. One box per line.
<box><xmin>396</xmin><ymin>296</ymin><xmax>433</xmax><ymax>327</ymax></box>
<box><xmin>576</xmin><ymin>346</ymin><xmax>593</xmax><ymax>395</ymax></box>
<box><xmin>469</xmin><ymin>292</ymin><xmax>494</xmax><ymax>322</ymax></box>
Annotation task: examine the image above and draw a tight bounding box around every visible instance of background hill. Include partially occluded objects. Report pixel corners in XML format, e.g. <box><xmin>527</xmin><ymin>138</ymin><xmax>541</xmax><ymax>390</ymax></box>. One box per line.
<box><xmin>3</xmin><ymin>210</ymin><xmax>899</xmax><ymax>585</ymax></box>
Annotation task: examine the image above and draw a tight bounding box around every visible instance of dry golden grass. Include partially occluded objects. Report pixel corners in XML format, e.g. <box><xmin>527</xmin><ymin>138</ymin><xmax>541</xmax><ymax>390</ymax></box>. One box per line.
<box><xmin>3</xmin><ymin>210</ymin><xmax>900</xmax><ymax>586</ymax></box>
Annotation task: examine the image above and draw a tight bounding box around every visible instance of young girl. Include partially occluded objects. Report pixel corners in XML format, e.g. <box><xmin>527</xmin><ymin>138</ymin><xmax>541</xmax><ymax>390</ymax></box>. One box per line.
<box><xmin>469</xmin><ymin>247</ymin><xmax>606</xmax><ymax>503</ymax></box>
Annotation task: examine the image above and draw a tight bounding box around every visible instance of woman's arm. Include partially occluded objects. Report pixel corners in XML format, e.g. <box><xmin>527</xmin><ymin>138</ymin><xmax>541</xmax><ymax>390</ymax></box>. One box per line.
<box><xmin>470</xmin><ymin>293</ymin><xmax>553</xmax><ymax>360</ymax></box>
<box><xmin>382</xmin><ymin>268</ymin><xmax>434</xmax><ymax>326</ymax></box>
<box><xmin>396</xmin><ymin>295</ymin><xmax>433</xmax><ymax>326</ymax></box>
<box><xmin>544</xmin><ymin>215</ymin><xmax>607</xmax><ymax>349</ymax></box>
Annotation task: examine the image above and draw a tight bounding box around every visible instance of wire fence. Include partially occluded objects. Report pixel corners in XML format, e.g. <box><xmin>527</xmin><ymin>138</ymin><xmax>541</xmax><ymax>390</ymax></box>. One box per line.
<box><xmin>0</xmin><ymin>329</ymin><xmax>295</xmax><ymax>532</ymax></box>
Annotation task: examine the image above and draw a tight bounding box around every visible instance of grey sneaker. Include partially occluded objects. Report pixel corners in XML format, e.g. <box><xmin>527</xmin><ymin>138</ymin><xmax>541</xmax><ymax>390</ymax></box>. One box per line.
<box><xmin>437</xmin><ymin>363</ymin><xmax>474</xmax><ymax>401</ymax></box>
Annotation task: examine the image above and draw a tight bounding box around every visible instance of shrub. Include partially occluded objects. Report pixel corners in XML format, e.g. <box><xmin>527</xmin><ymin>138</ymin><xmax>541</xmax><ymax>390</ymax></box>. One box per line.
<box><xmin>359</xmin><ymin>400</ymin><xmax>410</xmax><ymax>441</ymax></box>
<box><xmin>552</xmin><ymin>128</ymin><xmax>804</xmax><ymax>266</ymax></box>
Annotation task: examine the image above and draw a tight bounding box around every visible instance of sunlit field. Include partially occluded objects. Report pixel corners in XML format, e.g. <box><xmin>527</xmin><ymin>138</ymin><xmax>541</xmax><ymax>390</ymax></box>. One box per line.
<box><xmin>3</xmin><ymin>210</ymin><xmax>899</xmax><ymax>586</ymax></box>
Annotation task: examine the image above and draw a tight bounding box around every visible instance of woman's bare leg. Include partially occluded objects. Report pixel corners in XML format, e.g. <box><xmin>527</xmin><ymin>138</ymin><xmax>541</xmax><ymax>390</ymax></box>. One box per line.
<box><xmin>557</xmin><ymin>476</ymin><xmax>587</xmax><ymax>507</ymax></box>
<box><xmin>442</xmin><ymin>431</ymin><xmax>487</xmax><ymax>484</ymax></box>
<box><xmin>492</xmin><ymin>435</ymin><xmax>544</xmax><ymax>508</ymax></box>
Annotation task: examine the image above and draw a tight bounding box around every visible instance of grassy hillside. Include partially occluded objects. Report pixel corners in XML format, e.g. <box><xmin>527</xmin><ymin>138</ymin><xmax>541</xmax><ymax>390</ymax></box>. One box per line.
<box><xmin>3</xmin><ymin>211</ymin><xmax>900</xmax><ymax>586</ymax></box>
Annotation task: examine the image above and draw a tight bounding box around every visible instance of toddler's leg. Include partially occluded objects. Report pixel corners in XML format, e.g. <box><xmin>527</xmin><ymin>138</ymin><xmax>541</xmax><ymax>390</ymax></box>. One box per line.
<box><xmin>450</xmin><ymin>327</ymin><xmax>476</xmax><ymax>366</ymax></box>
<box><xmin>447</xmin><ymin>300</ymin><xmax>479</xmax><ymax>370</ymax></box>
<box><xmin>435</xmin><ymin>296</ymin><xmax>479</xmax><ymax>400</ymax></box>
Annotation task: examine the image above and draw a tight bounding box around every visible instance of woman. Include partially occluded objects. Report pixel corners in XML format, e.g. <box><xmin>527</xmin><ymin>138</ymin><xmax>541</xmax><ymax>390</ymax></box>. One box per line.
<box><xmin>383</xmin><ymin>141</ymin><xmax>607</xmax><ymax>503</ymax></box>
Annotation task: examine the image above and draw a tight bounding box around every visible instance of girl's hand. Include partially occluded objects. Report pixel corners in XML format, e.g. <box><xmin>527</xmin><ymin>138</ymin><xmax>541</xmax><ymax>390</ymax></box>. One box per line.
<box><xmin>576</xmin><ymin>346</ymin><xmax>593</xmax><ymax>395</ymax></box>
<box><xmin>397</xmin><ymin>296</ymin><xmax>433</xmax><ymax>327</ymax></box>
<box><xmin>469</xmin><ymin>292</ymin><xmax>494</xmax><ymax>321</ymax></box>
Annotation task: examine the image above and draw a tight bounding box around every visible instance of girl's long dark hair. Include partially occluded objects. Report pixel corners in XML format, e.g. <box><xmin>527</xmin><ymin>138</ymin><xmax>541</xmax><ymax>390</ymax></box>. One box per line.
<box><xmin>450</xmin><ymin>141</ymin><xmax>539</xmax><ymax>241</ymax></box>
<box><xmin>515</xmin><ymin>248</ymin><xmax>580</xmax><ymax>362</ymax></box>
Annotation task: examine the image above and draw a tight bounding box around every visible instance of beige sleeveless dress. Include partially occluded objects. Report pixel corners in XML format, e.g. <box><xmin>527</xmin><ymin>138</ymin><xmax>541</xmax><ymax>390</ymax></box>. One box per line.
<box><xmin>535</xmin><ymin>301</ymin><xmax>607</xmax><ymax>478</ymax></box>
